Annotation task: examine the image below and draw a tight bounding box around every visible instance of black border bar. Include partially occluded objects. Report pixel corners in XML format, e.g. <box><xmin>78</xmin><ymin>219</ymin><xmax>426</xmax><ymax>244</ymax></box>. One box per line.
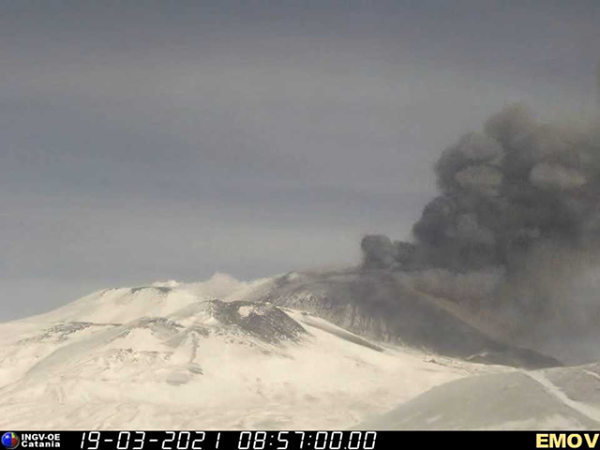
<box><xmin>3</xmin><ymin>430</ymin><xmax>600</xmax><ymax>450</ymax></box>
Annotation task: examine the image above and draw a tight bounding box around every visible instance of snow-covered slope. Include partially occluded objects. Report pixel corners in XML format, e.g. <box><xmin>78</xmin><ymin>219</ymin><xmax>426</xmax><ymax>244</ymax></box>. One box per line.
<box><xmin>0</xmin><ymin>277</ymin><xmax>507</xmax><ymax>430</ymax></box>
<box><xmin>354</xmin><ymin>363</ymin><xmax>600</xmax><ymax>430</ymax></box>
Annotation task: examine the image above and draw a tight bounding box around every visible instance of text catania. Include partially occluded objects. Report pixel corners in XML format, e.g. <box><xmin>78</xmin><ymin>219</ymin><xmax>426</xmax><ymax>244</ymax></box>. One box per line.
<box><xmin>20</xmin><ymin>433</ymin><xmax>61</xmax><ymax>448</ymax></box>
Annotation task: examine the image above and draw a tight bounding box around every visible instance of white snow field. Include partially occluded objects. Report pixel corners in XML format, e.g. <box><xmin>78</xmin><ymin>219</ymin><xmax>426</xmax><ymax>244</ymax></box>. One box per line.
<box><xmin>0</xmin><ymin>274</ymin><xmax>507</xmax><ymax>430</ymax></box>
<box><xmin>354</xmin><ymin>363</ymin><xmax>600</xmax><ymax>430</ymax></box>
<box><xmin>5</xmin><ymin>272</ymin><xmax>599</xmax><ymax>431</ymax></box>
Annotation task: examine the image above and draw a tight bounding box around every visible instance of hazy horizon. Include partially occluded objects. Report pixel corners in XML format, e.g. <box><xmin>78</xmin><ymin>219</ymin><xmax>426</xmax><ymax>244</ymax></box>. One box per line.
<box><xmin>2</xmin><ymin>0</ymin><xmax>599</xmax><ymax>321</ymax></box>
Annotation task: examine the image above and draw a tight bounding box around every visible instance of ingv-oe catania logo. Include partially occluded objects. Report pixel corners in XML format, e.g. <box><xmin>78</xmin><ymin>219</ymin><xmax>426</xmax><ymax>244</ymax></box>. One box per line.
<box><xmin>1</xmin><ymin>432</ymin><xmax>19</xmax><ymax>450</ymax></box>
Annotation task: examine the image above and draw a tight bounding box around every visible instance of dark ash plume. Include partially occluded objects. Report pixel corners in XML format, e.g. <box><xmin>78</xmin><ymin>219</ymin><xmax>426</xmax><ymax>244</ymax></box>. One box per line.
<box><xmin>363</xmin><ymin>103</ymin><xmax>600</xmax><ymax>273</ymax></box>
<box><xmin>361</xmin><ymin>102</ymin><xmax>600</xmax><ymax>356</ymax></box>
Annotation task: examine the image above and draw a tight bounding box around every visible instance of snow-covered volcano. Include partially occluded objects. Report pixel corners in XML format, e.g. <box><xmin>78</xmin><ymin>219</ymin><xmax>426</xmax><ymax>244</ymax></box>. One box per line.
<box><xmin>0</xmin><ymin>275</ymin><xmax>510</xmax><ymax>430</ymax></box>
<box><xmin>2</xmin><ymin>271</ymin><xmax>589</xmax><ymax>430</ymax></box>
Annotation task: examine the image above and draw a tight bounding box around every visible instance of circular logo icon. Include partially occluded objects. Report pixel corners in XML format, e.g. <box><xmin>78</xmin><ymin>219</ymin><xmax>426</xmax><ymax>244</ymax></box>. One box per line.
<box><xmin>1</xmin><ymin>432</ymin><xmax>19</xmax><ymax>450</ymax></box>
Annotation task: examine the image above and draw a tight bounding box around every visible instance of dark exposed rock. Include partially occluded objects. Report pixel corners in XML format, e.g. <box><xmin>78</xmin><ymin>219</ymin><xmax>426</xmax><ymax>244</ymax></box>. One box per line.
<box><xmin>254</xmin><ymin>271</ymin><xmax>561</xmax><ymax>369</ymax></box>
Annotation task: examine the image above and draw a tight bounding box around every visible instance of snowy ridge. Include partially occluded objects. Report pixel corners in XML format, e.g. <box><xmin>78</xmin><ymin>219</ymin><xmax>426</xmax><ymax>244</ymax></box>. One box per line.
<box><xmin>3</xmin><ymin>271</ymin><xmax>594</xmax><ymax>430</ymax></box>
<box><xmin>354</xmin><ymin>363</ymin><xmax>600</xmax><ymax>430</ymax></box>
<box><xmin>0</xmin><ymin>274</ymin><xmax>507</xmax><ymax>430</ymax></box>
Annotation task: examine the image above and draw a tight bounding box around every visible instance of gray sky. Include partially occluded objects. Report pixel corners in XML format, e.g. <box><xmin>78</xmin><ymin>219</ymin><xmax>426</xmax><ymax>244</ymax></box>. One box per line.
<box><xmin>1</xmin><ymin>0</ymin><xmax>599</xmax><ymax>321</ymax></box>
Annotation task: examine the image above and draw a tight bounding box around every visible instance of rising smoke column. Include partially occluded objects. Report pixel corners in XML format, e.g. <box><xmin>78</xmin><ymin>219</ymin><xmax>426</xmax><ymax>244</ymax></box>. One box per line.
<box><xmin>362</xmin><ymin>102</ymin><xmax>600</xmax><ymax>328</ymax></box>
<box><xmin>414</xmin><ymin>104</ymin><xmax>600</xmax><ymax>271</ymax></box>
<box><xmin>364</xmin><ymin>104</ymin><xmax>600</xmax><ymax>273</ymax></box>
